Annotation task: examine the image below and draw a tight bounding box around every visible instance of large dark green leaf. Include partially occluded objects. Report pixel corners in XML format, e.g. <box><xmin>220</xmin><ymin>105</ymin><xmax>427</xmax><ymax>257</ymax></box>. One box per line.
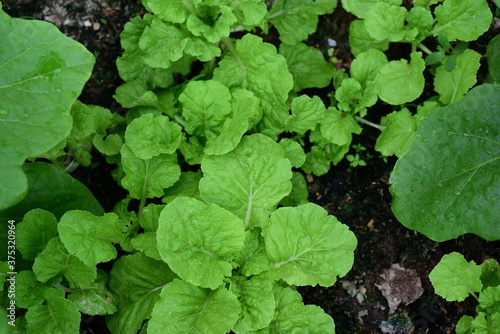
<box><xmin>390</xmin><ymin>84</ymin><xmax>500</xmax><ymax>241</ymax></box>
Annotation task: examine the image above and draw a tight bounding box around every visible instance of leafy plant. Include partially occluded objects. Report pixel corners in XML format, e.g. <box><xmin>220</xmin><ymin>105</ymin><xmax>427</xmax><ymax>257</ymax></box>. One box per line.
<box><xmin>429</xmin><ymin>252</ymin><xmax>500</xmax><ymax>333</ymax></box>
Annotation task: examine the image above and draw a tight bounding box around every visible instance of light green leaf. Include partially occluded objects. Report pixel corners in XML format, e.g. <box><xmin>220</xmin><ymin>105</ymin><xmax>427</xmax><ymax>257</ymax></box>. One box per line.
<box><xmin>68</xmin><ymin>270</ymin><xmax>117</xmax><ymax>315</ymax></box>
<box><xmin>280</xmin><ymin>172</ymin><xmax>309</xmax><ymax>207</ymax></box>
<box><xmin>186</xmin><ymin>5</ymin><xmax>237</xmax><ymax>43</ymax></box>
<box><xmin>375</xmin><ymin>109</ymin><xmax>417</xmax><ymax>157</ymax></box>
<box><xmin>429</xmin><ymin>252</ymin><xmax>482</xmax><ymax>302</ymax></box>
<box><xmin>364</xmin><ymin>3</ymin><xmax>417</xmax><ymax>41</ymax></box>
<box><xmin>58</xmin><ymin>211</ymin><xmax>122</xmax><ymax>267</ymax></box>
<box><xmin>145</xmin><ymin>0</ymin><xmax>198</xmax><ymax>23</ymax></box>
<box><xmin>148</xmin><ymin>279</ymin><xmax>241</xmax><ymax>333</ymax></box>
<box><xmin>262</xmin><ymin>203</ymin><xmax>357</xmax><ymax>287</ymax></box>
<box><xmin>231</xmin><ymin>276</ymin><xmax>275</xmax><ymax>332</ymax></box>
<box><xmin>107</xmin><ymin>252</ymin><xmax>177</xmax><ymax>334</ymax></box>
<box><xmin>234</xmin><ymin>229</ymin><xmax>274</xmax><ymax>277</ymax></box>
<box><xmin>130</xmin><ymin>204</ymin><xmax>164</xmax><ymax>260</ymax></box>
<box><xmin>15</xmin><ymin>271</ymin><xmax>53</xmax><ymax>309</ymax></box>
<box><xmin>320</xmin><ymin>107</ymin><xmax>362</xmax><ymax>146</ymax></box>
<box><xmin>233</xmin><ymin>0</ymin><xmax>267</xmax><ymax>28</ymax></box>
<box><xmin>113</xmin><ymin>81</ymin><xmax>160</xmax><ymax>109</ymax></box>
<box><xmin>121</xmin><ymin>144</ymin><xmax>181</xmax><ymax>199</ymax></box>
<box><xmin>256</xmin><ymin>285</ymin><xmax>335</xmax><ymax>333</ymax></box>
<box><xmin>434</xmin><ymin>49</ymin><xmax>481</xmax><ymax>105</ymax></box>
<box><xmin>183</xmin><ymin>35</ymin><xmax>222</xmax><ymax>62</ymax></box>
<box><xmin>470</xmin><ymin>312</ymin><xmax>500</xmax><ymax>333</ymax></box>
<box><xmin>163</xmin><ymin>171</ymin><xmax>202</xmax><ymax>202</ymax></box>
<box><xmin>125</xmin><ymin>113</ymin><xmax>183</xmax><ymax>159</ymax></box>
<box><xmin>16</xmin><ymin>209</ymin><xmax>58</xmax><ymax>260</ymax></box>
<box><xmin>279</xmin><ymin>43</ymin><xmax>334</xmax><ymax>91</ymax></box>
<box><xmin>341</xmin><ymin>0</ymin><xmax>401</xmax><ymax>19</ymax></box>
<box><xmin>179</xmin><ymin>80</ymin><xmax>232</xmax><ymax>137</ymax></box>
<box><xmin>33</xmin><ymin>237</ymin><xmax>96</xmax><ymax>288</ymax></box>
<box><xmin>335</xmin><ymin>78</ymin><xmax>378</xmax><ymax>114</ymax></box>
<box><xmin>25</xmin><ymin>289</ymin><xmax>80</xmax><ymax>334</ymax></box>
<box><xmin>269</xmin><ymin>0</ymin><xmax>337</xmax><ymax>45</ymax></box>
<box><xmin>285</xmin><ymin>95</ymin><xmax>326</xmax><ymax>134</ymax></box>
<box><xmin>406</xmin><ymin>7</ymin><xmax>434</xmax><ymax>42</ymax></box>
<box><xmin>350</xmin><ymin>49</ymin><xmax>388</xmax><ymax>83</ymax></box>
<box><xmin>348</xmin><ymin>20</ymin><xmax>389</xmax><ymax>56</ymax></box>
<box><xmin>478</xmin><ymin>286</ymin><xmax>500</xmax><ymax>314</ymax></box>
<box><xmin>199</xmin><ymin>134</ymin><xmax>292</xmax><ymax>229</ymax></box>
<box><xmin>301</xmin><ymin>145</ymin><xmax>331</xmax><ymax>176</ymax></box>
<box><xmin>375</xmin><ymin>52</ymin><xmax>425</xmax><ymax>105</ymax></box>
<box><xmin>93</xmin><ymin>134</ymin><xmax>122</xmax><ymax>156</ymax></box>
<box><xmin>0</xmin><ymin>10</ymin><xmax>94</xmax><ymax>210</ymax></box>
<box><xmin>157</xmin><ymin>197</ymin><xmax>245</xmax><ymax>289</ymax></box>
<box><xmin>390</xmin><ymin>84</ymin><xmax>500</xmax><ymax>241</ymax></box>
<box><xmin>279</xmin><ymin>138</ymin><xmax>306</xmax><ymax>168</ymax></box>
<box><xmin>433</xmin><ymin>0</ymin><xmax>492</xmax><ymax>42</ymax></box>
<box><xmin>456</xmin><ymin>315</ymin><xmax>474</xmax><ymax>334</ymax></box>
<box><xmin>481</xmin><ymin>259</ymin><xmax>500</xmax><ymax>289</ymax></box>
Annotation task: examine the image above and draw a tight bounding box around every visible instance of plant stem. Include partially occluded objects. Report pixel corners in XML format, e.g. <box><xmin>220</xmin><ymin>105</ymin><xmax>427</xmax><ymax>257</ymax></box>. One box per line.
<box><xmin>355</xmin><ymin>116</ymin><xmax>386</xmax><ymax>131</ymax></box>
<box><xmin>417</xmin><ymin>43</ymin><xmax>432</xmax><ymax>55</ymax></box>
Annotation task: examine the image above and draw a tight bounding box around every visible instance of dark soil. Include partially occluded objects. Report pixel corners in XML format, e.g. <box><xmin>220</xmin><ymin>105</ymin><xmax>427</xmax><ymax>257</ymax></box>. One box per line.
<box><xmin>3</xmin><ymin>1</ymin><xmax>500</xmax><ymax>333</ymax></box>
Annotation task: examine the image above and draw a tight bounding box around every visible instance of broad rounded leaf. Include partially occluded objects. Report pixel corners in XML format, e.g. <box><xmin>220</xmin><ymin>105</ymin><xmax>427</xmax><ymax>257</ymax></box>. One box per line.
<box><xmin>0</xmin><ymin>10</ymin><xmax>94</xmax><ymax>209</ymax></box>
<box><xmin>375</xmin><ymin>109</ymin><xmax>417</xmax><ymax>157</ymax></box>
<box><xmin>375</xmin><ymin>52</ymin><xmax>425</xmax><ymax>105</ymax></box>
<box><xmin>16</xmin><ymin>209</ymin><xmax>58</xmax><ymax>260</ymax></box>
<box><xmin>285</xmin><ymin>95</ymin><xmax>326</xmax><ymax>135</ymax></box>
<box><xmin>390</xmin><ymin>84</ymin><xmax>500</xmax><ymax>241</ymax></box>
<box><xmin>341</xmin><ymin>0</ymin><xmax>402</xmax><ymax>19</ymax></box>
<box><xmin>262</xmin><ymin>203</ymin><xmax>357</xmax><ymax>287</ymax></box>
<box><xmin>148</xmin><ymin>279</ymin><xmax>241</xmax><ymax>333</ymax></box>
<box><xmin>199</xmin><ymin>134</ymin><xmax>292</xmax><ymax>229</ymax></box>
<box><xmin>429</xmin><ymin>252</ymin><xmax>482</xmax><ymax>302</ymax></box>
<box><xmin>157</xmin><ymin>197</ymin><xmax>245</xmax><ymax>289</ymax></box>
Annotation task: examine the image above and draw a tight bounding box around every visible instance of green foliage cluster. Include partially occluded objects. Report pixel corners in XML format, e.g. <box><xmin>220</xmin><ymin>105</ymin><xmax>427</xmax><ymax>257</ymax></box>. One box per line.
<box><xmin>0</xmin><ymin>0</ymin><xmax>498</xmax><ymax>332</ymax></box>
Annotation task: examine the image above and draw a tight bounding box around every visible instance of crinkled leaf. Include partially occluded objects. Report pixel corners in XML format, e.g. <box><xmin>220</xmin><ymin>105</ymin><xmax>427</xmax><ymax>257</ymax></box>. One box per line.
<box><xmin>341</xmin><ymin>0</ymin><xmax>401</xmax><ymax>19</ymax></box>
<box><xmin>186</xmin><ymin>5</ymin><xmax>237</xmax><ymax>43</ymax></box>
<box><xmin>130</xmin><ymin>204</ymin><xmax>164</xmax><ymax>260</ymax></box>
<box><xmin>364</xmin><ymin>3</ymin><xmax>417</xmax><ymax>41</ymax></box>
<box><xmin>280</xmin><ymin>172</ymin><xmax>309</xmax><ymax>207</ymax></box>
<box><xmin>478</xmin><ymin>286</ymin><xmax>500</xmax><ymax>314</ymax></box>
<box><xmin>375</xmin><ymin>52</ymin><xmax>425</xmax><ymax>105</ymax></box>
<box><xmin>145</xmin><ymin>0</ymin><xmax>198</xmax><ymax>23</ymax></box>
<box><xmin>301</xmin><ymin>145</ymin><xmax>331</xmax><ymax>176</ymax></box>
<box><xmin>433</xmin><ymin>0</ymin><xmax>492</xmax><ymax>42</ymax></box>
<box><xmin>429</xmin><ymin>252</ymin><xmax>482</xmax><ymax>302</ymax></box>
<box><xmin>279</xmin><ymin>138</ymin><xmax>306</xmax><ymax>168</ymax></box>
<box><xmin>335</xmin><ymin>78</ymin><xmax>378</xmax><ymax>114</ymax></box>
<box><xmin>481</xmin><ymin>259</ymin><xmax>500</xmax><ymax>289</ymax></box>
<box><xmin>348</xmin><ymin>20</ymin><xmax>389</xmax><ymax>56</ymax></box>
<box><xmin>93</xmin><ymin>134</ymin><xmax>122</xmax><ymax>156</ymax></box>
<box><xmin>470</xmin><ymin>312</ymin><xmax>500</xmax><ymax>333</ymax></box>
<box><xmin>350</xmin><ymin>49</ymin><xmax>388</xmax><ymax>84</ymax></box>
<box><xmin>234</xmin><ymin>229</ymin><xmax>274</xmax><ymax>277</ymax></box>
<box><xmin>285</xmin><ymin>95</ymin><xmax>326</xmax><ymax>135</ymax></box>
<box><xmin>279</xmin><ymin>43</ymin><xmax>334</xmax><ymax>91</ymax></box>
<box><xmin>256</xmin><ymin>285</ymin><xmax>335</xmax><ymax>333</ymax></box>
<box><xmin>406</xmin><ymin>6</ymin><xmax>434</xmax><ymax>42</ymax></box>
<box><xmin>163</xmin><ymin>171</ymin><xmax>202</xmax><ymax>202</ymax></box>
<box><xmin>390</xmin><ymin>84</ymin><xmax>500</xmax><ymax>241</ymax></box>
<box><xmin>121</xmin><ymin>144</ymin><xmax>180</xmax><ymax>199</ymax></box>
<box><xmin>233</xmin><ymin>0</ymin><xmax>267</xmax><ymax>28</ymax></box>
<box><xmin>179</xmin><ymin>80</ymin><xmax>232</xmax><ymax>137</ymax></box>
<box><xmin>16</xmin><ymin>209</ymin><xmax>58</xmax><ymax>260</ymax></box>
<box><xmin>58</xmin><ymin>211</ymin><xmax>122</xmax><ymax>267</ymax></box>
<box><xmin>434</xmin><ymin>49</ymin><xmax>481</xmax><ymax>105</ymax></box>
<box><xmin>157</xmin><ymin>197</ymin><xmax>245</xmax><ymax>289</ymax></box>
<box><xmin>199</xmin><ymin>134</ymin><xmax>292</xmax><ymax>229</ymax></box>
<box><xmin>262</xmin><ymin>203</ymin><xmax>356</xmax><ymax>287</ymax></box>
<box><xmin>375</xmin><ymin>109</ymin><xmax>417</xmax><ymax>157</ymax></box>
<box><xmin>231</xmin><ymin>276</ymin><xmax>275</xmax><ymax>332</ymax></box>
<box><xmin>456</xmin><ymin>315</ymin><xmax>474</xmax><ymax>334</ymax></box>
<box><xmin>320</xmin><ymin>107</ymin><xmax>362</xmax><ymax>146</ymax></box>
<box><xmin>113</xmin><ymin>81</ymin><xmax>160</xmax><ymax>109</ymax></box>
<box><xmin>269</xmin><ymin>0</ymin><xmax>337</xmax><ymax>45</ymax></box>
<box><xmin>0</xmin><ymin>10</ymin><xmax>94</xmax><ymax>210</ymax></box>
<box><xmin>33</xmin><ymin>237</ymin><xmax>96</xmax><ymax>288</ymax></box>
<box><xmin>148</xmin><ymin>279</ymin><xmax>241</xmax><ymax>333</ymax></box>
<box><xmin>125</xmin><ymin>113</ymin><xmax>183</xmax><ymax>159</ymax></box>
<box><xmin>68</xmin><ymin>270</ymin><xmax>118</xmax><ymax>315</ymax></box>
<box><xmin>25</xmin><ymin>289</ymin><xmax>80</xmax><ymax>334</ymax></box>
<box><xmin>15</xmin><ymin>271</ymin><xmax>54</xmax><ymax>309</ymax></box>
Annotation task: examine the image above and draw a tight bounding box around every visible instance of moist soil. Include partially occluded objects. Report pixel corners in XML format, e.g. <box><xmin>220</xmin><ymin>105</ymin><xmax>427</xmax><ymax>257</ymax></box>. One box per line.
<box><xmin>3</xmin><ymin>1</ymin><xmax>500</xmax><ymax>333</ymax></box>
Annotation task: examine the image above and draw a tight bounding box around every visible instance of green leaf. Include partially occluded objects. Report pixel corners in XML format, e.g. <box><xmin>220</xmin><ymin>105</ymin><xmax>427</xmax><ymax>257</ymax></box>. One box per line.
<box><xmin>375</xmin><ymin>109</ymin><xmax>417</xmax><ymax>157</ymax></box>
<box><xmin>157</xmin><ymin>197</ymin><xmax>245</xmax><ymax>289</ymax></box>
<box><xmin>320</xmin><ymin>107</ymin><xmax>362</xmax><ymax>146</ymax></box>
<box><xmin>163</xmin><ymin>171</ymin><xmax>202</xmax><ymax>202</ymax></box>
<box><xmin>348</xmin><ymin>20</ymin><xmax>389</xmax><ymax>56</ymax></box>
<box><xmin>481</xmin><ymin>259</ymin><xmax>500</xmax><ymax>289</ymax></box>
<box><xmin>107</xmin><ymin>252</ymin><xmax>177</xmax><ymax>334</ymax></box>
<box><xmin>478</xmin><ymin>286</ymin><xmax>500</xmax><ymax>314</ymax></box>
<box><xmin>179</xmin><ymin>80</ymin><xmax>232</xmax><ymax>137</ymax></box>
<box><xmin>25</xmin><ymin>289</ymin><xmax>81</xmax><ymax>334</ymax></box>
<box><xmin>406</xmin><ymin>6</ymin><xmax>434</xmax><ymax>42</ymax></box>
<box><xmin>335</xmin><ymin>78</ymin><xmax>378</xmax><ymax>114</ymax></box>
<box><xmin>186</xmin><ymin>5</ymin><xmax>237</xmax><ymax>43</ymax></box>
<box><xmin>257</xmin><ymin>285</ymin><xmax>335</xmax><ymax>333</ymax></box>
<box><xmin>456</xmin><ymin>315</ymin><xmax>474</xmax><ymax>334</ymax></box>
<box><xmin>148</xmin><ymin>279</ymin><xmax>241</xmax><ymax>333</ymax></box>
<box><xmin>390</xmin><ymin>84</ymin><xmax>500</xmax><ymax>241</ymax></box>
<box><xmin>234</xmin><ymin>229</ymin><xmax>274</xmax><ymax>277</ymax></box>
<box><xmin>145</xmin><ymin>0</ymin><xmax>195</xmax><ymax>23</ymax></box>
<box><xmin>16</xmin><ymin>209</ymin><xmax>58</xmax><ymax>260</ymax></box>
<box><xmin>120</xmin><ymin>144</ymin><xmax>181</xmax><ymax>199</ymax></box>
<box><xmin>58</xmin><ymin>211</ymin><xmax>122</xmax><ymax>267</ymax></box>
<box><xmin>302</xmin><ymin>145</ymin><xmax>331</xmax><ymax>176</ymax></box>
<box><xmin>269</xmin><ymin>0</ymin><xmax>337</xmax><ymax>45</ymax></box>
<box><xmin>262</xmin><ymin>203</ymin><xmax>357</xmax><ymax>287</ymax></box>
<box><xmin>425</xmin><ymin>51</ymin><xmax>446</xmax><ymax>66</ymax></box>
<box><xmin>364</xmin><ymin>3</ymin><xmax>417</xmax><ymax>41</ymax></box>
<box><xmin>33</xmin><ymin>237</ymin><xmax>96</xmax><ymax>288</ymax></box>
<box><xmin>279</xmin><ymin>138</ymin><xmax>306</xmax><ymax>168</ymax></box>
<box><xmin>233</xmin><ymin>0</ymin><xmax>267</xmax><ymax>28</ymax></box>
<box><xmin>433</xmin><ymin>0</ymin><xmax>492</xmax><ymax>42</ymax></box>
<box><xmin>15</xmin><ymin>271</ymin><xmax>53</xmax><ymax>309</ymax></box>
<box><xmin>434</xmin><ymin>49</ymin><xmax>481</xmax><ymax>105</ymax></box>
<box><xmin>341</xmin><ymin>0</ymin><xmax>402</xmax><ymax>19</ymax></box>
<box><xmin>350</xmin><ymin>49</ymin><xmax>388</xmax><ymax>84</ymax></box>
<box><xmin>285</xmin><ymin>95</ymin><xmax>326</xmax><ymax>135</ymax></box>
<box><xmin>0</xmin><ymin>162</ymin><xmax>103</xmax><ymax>221</ymax></box>
<box><xmin>279</xmin><ymin>43</ymin><xmax>334</xmax><ymax>91</ymax></box>
<box><xmin>429</xmin><ymin>252</ymin><xmax>482</xmax><ymax>302</ymax></box>
<box><xmin>487</xmin><ymin>34</ymin><xmax>500</xmax><ymax>84</ymax></box>
<box><xmin>130</xmin><ymin>204</ymin><xmax>164</xmax><ymax>260</ymax></box>
<box><xmin>93</xmin><ymin>134</ymin><xmax>123</xmax><ymax>156</ymax></box>
<box><xmin>280</xmin><ymin>172</ymin><xmax>309</xmax><ymax>207</ymax></box>
<box><xmin>0</xmin><ymin>10</ymin><xmax>94</xmax><ymax>210</ymax></box>
<box><xmin>470</xmin><ymin>312</ymin><xmax>500</xmax><ymax>332</ymax></box>
<box><xmin>125</xmin><ymin>113</ymin><xmax>183</xmax><ymax>159</ymax></box>
<box><xmin>231</xmin><ymin>276</ymin><xmax>275</xmax><ymax>332</ymax></box>
<box><xmin>68</xmin><ymin>270</ymin><xmax>118</xmax><ymax>315</ymax></box>
<box><xmin>375</xmin><ymin>52</ymin><xmax>425</xmax><ymax>105</ymax></box>
<box><xmin>199</xmin><ymin>134</ymin><xmax>292</xmax><ymax>229</ymax></box>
